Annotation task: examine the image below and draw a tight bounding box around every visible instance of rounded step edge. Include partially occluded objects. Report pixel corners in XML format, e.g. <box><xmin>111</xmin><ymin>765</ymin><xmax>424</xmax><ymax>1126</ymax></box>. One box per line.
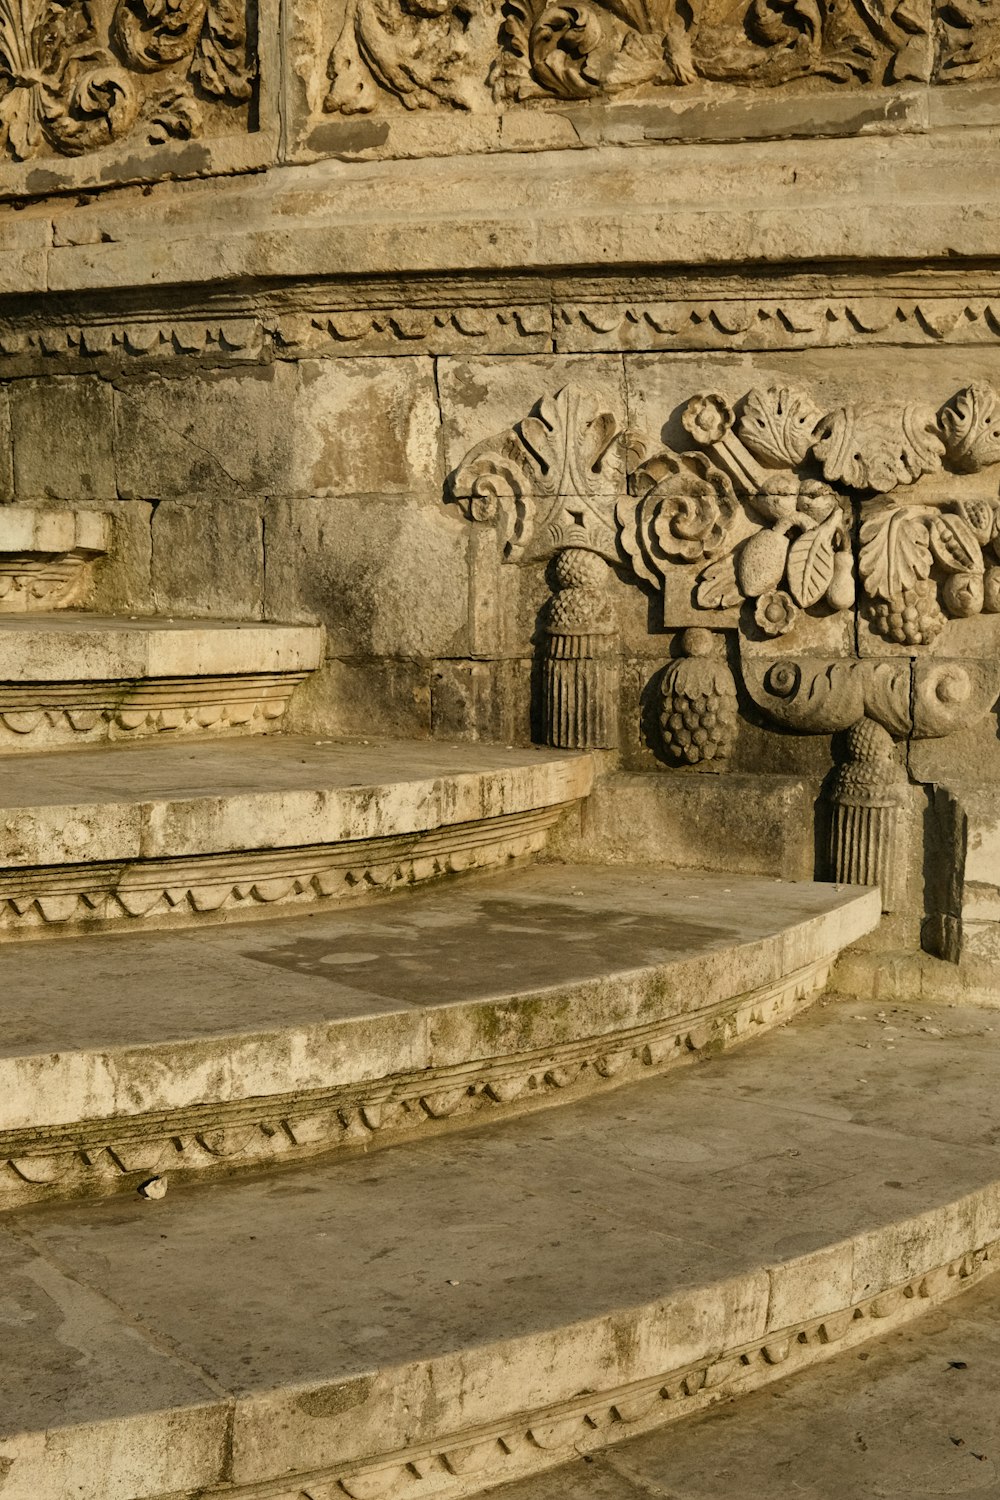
<box><xmin>2</xmin><ymin>1106</ymin><xmax>997</xmax><ymax>1500</ymax></box>
<box><xmin>0</xmin><ymin>879</ymin><xmax>881</xmax><ymax>1208</ymax></box>
<box><xmin>0</xmin><ymin>741</ymin><xmax>594</xmax><ymax>940</ymax></box>
<box><xmin>0</xmin><ymin>617</ymin><xmax>324</xmax><ymax>752</ymax></box>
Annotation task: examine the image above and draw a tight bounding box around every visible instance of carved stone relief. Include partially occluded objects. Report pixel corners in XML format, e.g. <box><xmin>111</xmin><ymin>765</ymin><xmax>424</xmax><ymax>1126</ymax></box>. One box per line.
<box><xmin>323</xmin><ymin>0</ymin><xmax>992</xmax><ymax>115</ymax></box>
<box><xmin>448</xmin><ymin>378</ymin><xmax>1000</xmax><ymax>752</ymax></box>
<box><xmin>0</xmin><ymin>0</ymin><xmax>254</xmax><ymax>159</ymax></box>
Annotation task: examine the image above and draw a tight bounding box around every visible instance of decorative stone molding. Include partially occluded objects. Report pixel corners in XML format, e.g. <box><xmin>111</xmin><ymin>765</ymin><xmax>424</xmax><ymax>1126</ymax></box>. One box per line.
<box><xmin>0</xmin><ymin>952</ymin><xmax>832</xmax><ymax>1206</ymax></box>
<box><xmin>0</xmin><ymin>671</ymin><xmax>308</xmax><ymax>748</ymax></box>
<box><xmin>0</xmin><ymin>0</ymin><xmax>253</xmax><ymax>161</ymax></box>
<box><xmin>0</xmin><ymin>804</ymin><xmax>565</xmax><ymax>935</ymax></box>
<box><xmin>319</xmin><ymin>0</ymin><xmax>1000</xmax><ymax>117</ymax></box>
<box><xmin>449</xmin><ymin>378</ymin><xmax>1000</xmax><ymax>753</ymax></box>
<box><xmin>0</xmin><ymin>508</ymin><xmax>108</xmax><ymax>610</ymax></box>
<box><xmin>16</xmin><ymin>286</ymin><xmax>1000</xmax><ymax>374</ymax></box>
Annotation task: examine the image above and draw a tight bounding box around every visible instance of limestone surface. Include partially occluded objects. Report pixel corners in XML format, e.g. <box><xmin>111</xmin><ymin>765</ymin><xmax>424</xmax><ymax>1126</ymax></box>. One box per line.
<box><xmin>1</xmin><ymin>999</ymin><xmax>998</xmax><ymax>1500</ymax></box>
<box><xmin>0</xmin><ymin>865</ymin><xmax>877</xmax><ymax>1202</ymax></box>
<box><xmin>494</xmin><ymin>1253</ymin><xmax>1000</xmax><ymax>1499</ymax></box>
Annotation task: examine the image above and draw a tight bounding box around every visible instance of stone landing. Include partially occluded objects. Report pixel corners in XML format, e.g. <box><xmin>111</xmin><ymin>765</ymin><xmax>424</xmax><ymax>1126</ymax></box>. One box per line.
<box><xmin>0</xmin><ymin>866</ymin><xmax>878</xmax><ymax>1205</ymax></box>
<box><xmin>1</xmin><ymin>999</ymin><xmax>997</xmax><ymax>1500</ymax></box>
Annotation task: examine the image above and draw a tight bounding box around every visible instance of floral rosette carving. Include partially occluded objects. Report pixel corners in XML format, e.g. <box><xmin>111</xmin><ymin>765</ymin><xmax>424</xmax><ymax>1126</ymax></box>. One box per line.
<box><xmin>624</xmin><ymin>451</ymin><xmax>738</xmax><ymax>582</ymax></box>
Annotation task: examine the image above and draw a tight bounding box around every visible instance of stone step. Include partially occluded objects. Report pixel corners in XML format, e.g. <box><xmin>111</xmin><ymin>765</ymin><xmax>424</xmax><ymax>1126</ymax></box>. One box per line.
<box><xmin>0</xmin><ymin>613</ymin><xmax>322</xmax><ymax>749</ymax></box>
<box><xmin>492</xmin><ymin>1247</ymin><xmax>1000</xmax><ymax>1500</ymax></box>
<box><xmin>0</xmin><ymin>866</ymin><xmax>877</xmax><ymax>1206</ymax></box>
<box><xmin>1</xmin><ymin>998</ymin><xmax>996</xmax><ymax>1500</ymax></box>
<box><xmin>0</xmin><ymin>736</ymin><xmax>591</xmax><ymax>937</ymax></box>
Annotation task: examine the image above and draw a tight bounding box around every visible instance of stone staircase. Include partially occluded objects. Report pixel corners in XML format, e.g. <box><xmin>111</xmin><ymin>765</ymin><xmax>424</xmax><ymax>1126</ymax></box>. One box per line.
<box><xmin>0</xmin><ymin>522</ymin><xmax>991</xmax><ymax>1499</ymax></box>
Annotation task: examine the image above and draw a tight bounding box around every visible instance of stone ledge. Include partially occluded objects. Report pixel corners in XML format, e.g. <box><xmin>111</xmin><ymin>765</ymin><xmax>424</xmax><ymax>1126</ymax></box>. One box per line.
<box><xmin>4</xmin><ymin>132</ymin><xmax>1000</xmax><ymax>301</ymax></box>
<box><xmin>0</xmin><ymin>615</ymin><xmax>324</xmax><ymax>748</ymax></box>
<box><xmin>0</xmin><ymin>998</ymin><xmax>996</xmax><ymax>1500</ymax></box>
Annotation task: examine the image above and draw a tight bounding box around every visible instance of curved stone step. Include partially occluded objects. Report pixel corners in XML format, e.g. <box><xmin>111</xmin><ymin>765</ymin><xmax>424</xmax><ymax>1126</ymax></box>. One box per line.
<box><xmin>492</xmin><ymin>1244</ymin><xmax>1000</xmax><ymax>1500</ymax></box>
<box><xmin>0</xmin><ymin>867</ymin><xmax>877</xmax><ymax>1205</ymax></box>
<box><xmin>0</xmin><ymin>737</ymin><xmax>591</xmax><ymax>936</ymax></box>
<box><xmin>0</xmin><ymin>613</ymin><xmax>322</xmax><ymax>749</ymax></box>
<box><xmin>1</xmin><ymin>999</ymin><xmax>996</xmax><ymax>1500</ymax></box>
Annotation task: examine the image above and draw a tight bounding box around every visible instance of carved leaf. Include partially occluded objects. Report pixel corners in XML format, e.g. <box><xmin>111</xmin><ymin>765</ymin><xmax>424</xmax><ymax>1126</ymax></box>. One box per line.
<box><xmin>737</xmin><ymin>386</ymin><xmax>822</xmax><ymax>468</ymax></box>
<box><xmin>930</xmin><ymin>511</ymin><xmax>984</xmax><ymax>574</ymax></box>
<box><xmin>695</xmin><ymin>551</ymin><xmax>742</xmax><ymax>609</ymax></box>
<box><xmin>785</xmin><ymin>517</ymin><xmax>837</xmax><ymax>607</ymax></box>
<box><xmin>518</xmin><ymin>386</ymin><xmax>622</xmax><ymax>498</ymax></box>
<box><xmin>859</xmin><ymin>504</ymin><xmax>932</xmax><ymax>602</ymax></box>
<box><xmin>938</xmin><ymin>383</ymin><xmax>1000</xmax><ymax>472</ymax></box>
<box><xmin>191</xmin><ymin>0</ymin><xmax>253</xmax><ymax>98</ymax></box>
<box><xmin>814</xmin><ymin>403</ymin><xmax>944</xmax><ymax>491</ymax></box>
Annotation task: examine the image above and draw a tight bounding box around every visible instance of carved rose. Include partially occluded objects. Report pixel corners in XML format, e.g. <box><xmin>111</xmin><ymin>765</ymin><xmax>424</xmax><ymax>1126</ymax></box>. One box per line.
<box><xmin>754</xmin><ymin>589</ymin><xmax>799</xmax><ymax>636</ymax></box>
<box><xmin>682</xmin><ymin>392</ymin><xmax>734</xmax><ymax>448</ymax></box>
<box><xmin>631</xmin><ymin>450</ymin><xmax>737</xmax><ymax>565</ymax></box>
<box><xmin>813</xmin><ymin>403</ymin><xmax>944</xmax><ymax>491</ymax></box>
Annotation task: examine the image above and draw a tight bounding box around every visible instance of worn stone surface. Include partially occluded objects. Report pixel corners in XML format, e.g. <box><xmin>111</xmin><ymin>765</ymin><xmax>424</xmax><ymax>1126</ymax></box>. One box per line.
<box><xmin>263</xmin><ymin>495</ymin><xmax>469</xmax><ymax>658</ymax></box>
<box><xmin>492</xmin><ymin>1270</ymin><xmax>1000</xmax><ymax>1500</ymax></box>
<box><xmin>11</xmin><ymin>377</ymin><xmax>115</xmax><ymax>500</ymax></box>
<box><xmin>0</xmin><ymin>866</ymin><xmax>876</xmax><ymax>1201</ymax></box>
<box><xmin>2</xmin><ymin>999</ymin><xmax>999</xmax><ymax>1500</ymax></box>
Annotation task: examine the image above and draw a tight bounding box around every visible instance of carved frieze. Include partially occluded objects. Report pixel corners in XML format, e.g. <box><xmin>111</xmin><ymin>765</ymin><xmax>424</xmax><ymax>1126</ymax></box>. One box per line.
<box><xmin>0</xmin><ymin>0</ymin><xmax>254</xmax><ymax>160</ymax></box>
<box><xmin>323</xmin><ymin>0</ymin><xmax>993</xmax><ymax>116</ymax></box>
<box><xmin>448</xmin><ymin>377</ymin><xmax>1000</xmax><ymax>749</ymax></box>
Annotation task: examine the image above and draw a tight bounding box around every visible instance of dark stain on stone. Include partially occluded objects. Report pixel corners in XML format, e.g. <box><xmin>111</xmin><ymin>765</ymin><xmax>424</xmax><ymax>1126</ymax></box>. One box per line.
<box><xmin>100</xmin><ymin>144</ymin><xmax>211</xmax><ymax>181</ymax></box>
<box><xmin>26</xmin><ymin>168</ymin><xmax>71</xmax><ymax>194</ymax></box>
<box><xmin>241</xmin><ymin>898</ymin><xmax>728</xmax><ymax>999</ymax></box>
<box><xmin>295</xmin><ymin>1374</ymin><xmax>374</xmax><ymax>1419</ymax></box>
<box><xmin>307</xmin><ymin>121</ymin><xmax>391</xmax><ymax>154</ymax></box>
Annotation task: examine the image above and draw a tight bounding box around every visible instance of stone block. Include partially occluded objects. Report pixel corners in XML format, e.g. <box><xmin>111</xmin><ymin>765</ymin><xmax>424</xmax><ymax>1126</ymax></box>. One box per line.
<box><xmin>114</xmin><ymin>366</ymin><xmax>299</xmax><ymax>500</ymax></box>
<box><xmin>11</xmin><ymin>377</ymin><xmax>115</xmax><ymax>500</ymax></box>
<box><xmin>431</xmin><ymin>657</ymin><xmax>534</xmax><ymax>743</ymax></box>
<box><xmin>88</xmin><ymin>501</ymin><xmax>154</xmax><ymax>617</ymax></box>
<box><xmin>290</xmin><ymin>358</ymin><xmax>441</xmax><ymax>496</ymax></box>
<box><xmin>264</xmin><ymin>495</ymin><xmax>468</xmax><ymax>658</ymax></box>
<box><xmin>550</xmin><ymin>771</ymin><xmax>817</xmax><ymax>881</ymax></box>
<box><xmin>285</xmin><ymin>657</ymin><xmax>433</xmax><ymax>739</ymax></box>
<box><xmin>152</xmin><ymin>499</ymin><xmax>263</xmax><ymax>619</ymax></box>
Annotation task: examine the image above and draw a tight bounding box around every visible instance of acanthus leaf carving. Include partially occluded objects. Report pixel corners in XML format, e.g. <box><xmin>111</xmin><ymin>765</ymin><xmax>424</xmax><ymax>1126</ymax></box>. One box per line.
<box><xmin>939</xmin><ymin>383</ymin><xmax>1000</xmax><ymax>472</ymax></box>
<box><xmin>325</xmin><ymin>0</ymin><xmax>473</xmax><ymax>114</ymax></box>
<box><xmin>0</xmin><ymin>0</ymin><xmax>253</xmax><ymax>159</ymax></box>
<box><xmin>448</xmin><ymin>384</ymin><xmax>625</xmax><ymax>563</ymax></box>
<box><xmin>0</xmin><ymin>0</ymin><xmax>139</xmax><ymax>160</ymax></box>
<box><xmin>813</xmin><ymin>403</ymin><xmax>944</xmax><ymax>491</ymax></box>
<box><xmin>737</xmin><ymin>385</ymin><xmax>823</xmax><ymax>469</ymax></box>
